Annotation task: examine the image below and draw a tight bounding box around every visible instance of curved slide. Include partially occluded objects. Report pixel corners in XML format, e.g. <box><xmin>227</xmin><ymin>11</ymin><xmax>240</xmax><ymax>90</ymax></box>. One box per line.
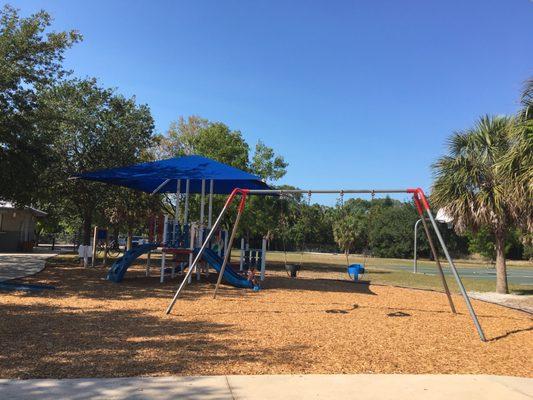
<box><xmin>107</xmin><ymin>243</ymin><xmax>158</xmax><ymax>283</ymax></box>
<box><xmin>199</xmin><ymin>248</ymin><xmax>254</xmax><ymax>289</ymax></box>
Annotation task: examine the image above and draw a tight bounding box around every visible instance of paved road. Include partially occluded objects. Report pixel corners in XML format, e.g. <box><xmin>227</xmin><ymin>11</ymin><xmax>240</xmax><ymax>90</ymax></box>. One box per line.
<box><xmin>0</xmin><ymin>253</ymin><xmax>57</xmax><ymax>282</ymax></box>
<box><xmin>0</xmin><ymin>374</ymin><xmax>531</xmax><ymax>400</ymax></box>
<box><xmin>385</xmin><ymin>264</ymin><xmax>533</xmax><ymax>285</ymax></box>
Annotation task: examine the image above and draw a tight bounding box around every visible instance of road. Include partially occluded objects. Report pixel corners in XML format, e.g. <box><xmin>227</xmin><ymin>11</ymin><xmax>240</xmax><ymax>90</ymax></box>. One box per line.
<box><xmin>386</xmin><ymin>264</ymin><xmax>533</xmax><ymax>285</ymax></box>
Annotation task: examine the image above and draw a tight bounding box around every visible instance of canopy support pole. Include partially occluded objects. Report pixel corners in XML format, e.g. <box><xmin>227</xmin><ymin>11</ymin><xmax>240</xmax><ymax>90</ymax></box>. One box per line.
<box><xmin>200</xmin><ymin>179</ymin><xmax>206</xmax><ymax>227</ymax></box>
<box><xmin>208</xmin><ymin>179</ymin><xmax>214</xmax><ymax>228</ymax></box>
<box><xmin>174</xmin><ymin>179</ymin><xmax>181</xmax><ymax>241</ymax></box>
<box><xmin>184</xmin><ymin>179</ymin><xmax>190</xmax><ymax>224</ymax></box>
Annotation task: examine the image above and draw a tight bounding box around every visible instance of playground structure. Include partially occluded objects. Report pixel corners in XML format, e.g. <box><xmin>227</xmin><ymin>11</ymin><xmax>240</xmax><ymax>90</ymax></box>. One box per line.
<box><xmin>106</xmin><ymin>179</ymin><xmax>268</xmax><ymax>288</ymax></box>
<box><xmin>166</xmin><ymin>187</ymin><xmax>487</xmax><ymax>342</ymax></box>
<box><xmin>80</xmin><ymin>156</ymin><xmax>271</xmax><ymax>287</ymax></box>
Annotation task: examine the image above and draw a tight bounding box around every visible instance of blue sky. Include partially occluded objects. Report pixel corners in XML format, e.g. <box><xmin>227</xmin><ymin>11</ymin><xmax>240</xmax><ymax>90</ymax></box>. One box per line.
<box><xmin>10</xmin><ymin>0</ymin><xmax>533</xmax><ymax>204</ymax></box>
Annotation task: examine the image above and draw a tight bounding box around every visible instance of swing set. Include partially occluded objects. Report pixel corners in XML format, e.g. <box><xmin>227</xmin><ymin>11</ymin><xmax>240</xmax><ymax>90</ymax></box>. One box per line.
<box><xmin>166</xmin><ymin>187</ymin><xmax>487</xmax><ymax>342</ymax></box>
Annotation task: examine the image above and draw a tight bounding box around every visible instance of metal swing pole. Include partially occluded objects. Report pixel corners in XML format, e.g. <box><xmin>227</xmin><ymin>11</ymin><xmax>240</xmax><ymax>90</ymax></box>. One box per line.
<box><xmin>213</xmin><ymin>192</ymin><xmax>248</xmax><ymax>299</ymax></box>
<box><xmin>411</xmin><ymin>189</ymin><xmax>485</xmax><ymax>341</ymax></box>
<box><xmin>413</xmin><ymin>219</ymin><xmax>422</xmax><ymax>273</ymax></box>
<box><xmin>413</xmin><ymin>198</ymin><xmax>456</xmax><ymax>314</ymax></box>
<box><xmin>165</xmin><ymin>189</ymin><xmax>246</xmax><ymax>314</ymax></box>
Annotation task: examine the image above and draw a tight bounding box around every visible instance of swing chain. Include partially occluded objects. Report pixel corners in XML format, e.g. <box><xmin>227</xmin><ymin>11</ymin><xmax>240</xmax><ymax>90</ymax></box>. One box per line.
<box><xmin>307</xmin><ymin>190</ymin><xmax>312</xmax><ymax>205</ymax></box>
<box><xmin>339</xmin><ymin>190</ymin><xmax>344</xmax><ymax>207</ymax></box>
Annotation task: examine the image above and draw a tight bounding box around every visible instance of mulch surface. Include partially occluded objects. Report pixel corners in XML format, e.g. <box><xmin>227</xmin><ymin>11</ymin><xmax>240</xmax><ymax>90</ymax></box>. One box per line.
<box><xmin>0</xmin><ymin>259</ymin><xmax>532</xmax><ymax>379</ymax></box>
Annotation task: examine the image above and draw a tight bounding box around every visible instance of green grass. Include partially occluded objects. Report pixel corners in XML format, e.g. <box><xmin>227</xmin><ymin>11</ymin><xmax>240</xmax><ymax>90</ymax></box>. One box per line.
<box><xmin>51</xmin><ymin>250</ymin><xmax>533</xmax><ymax>295</ymax></box>
<box><xmin>265</xmin><ymin>251</ymin><xmax>533</xmax><ymax>294</ymax></box>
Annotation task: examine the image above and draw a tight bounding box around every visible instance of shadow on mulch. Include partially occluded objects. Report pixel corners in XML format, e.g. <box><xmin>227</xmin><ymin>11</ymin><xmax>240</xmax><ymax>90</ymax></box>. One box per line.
<box><xmin>16</xmin><ymin>260</ymin><xmax>249</xmax><ymax>303</ymax></box>
<box><xmin>0</xmin><ymin>298</ymin><xmax>306</xmax><ymax>379</ymax></box>
<box><xmin>261</xmin><ymin>276</ymin><xmax>377</xmax><ymax>295</ymax></box>
<box><xmin>267</xmin><ymin>261</ymin><xmax>392</xmax><ymax>275</ymax></box>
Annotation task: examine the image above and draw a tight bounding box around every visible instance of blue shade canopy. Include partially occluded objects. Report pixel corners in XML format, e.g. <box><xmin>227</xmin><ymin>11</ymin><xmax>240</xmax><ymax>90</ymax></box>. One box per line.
<box><xmin>75</xmin><ymin>155</ymin><xmax>271</xmax><ymax>194</ymax></box>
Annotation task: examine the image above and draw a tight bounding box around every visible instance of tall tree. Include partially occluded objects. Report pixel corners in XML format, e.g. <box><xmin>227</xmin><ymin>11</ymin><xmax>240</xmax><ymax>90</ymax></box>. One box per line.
<box><xmin>498</xmin><ymin>79</ymin><xmax>533</xmax><ymax>248</ymax></box>
<box><xmin>432</xmin><ymin>116</ymin><xmax>515</xmax><ymax>293</ymax></box>
<box><xmin>155</xmin><ymin>115</ymin><xmax>209</xmax><ymax>158</ymax></box>
<box><xmin>38</xmin><ymin>79</ymin><xmax>155</xmax><ymax>244</ymax></box>
<box><xmin>251</xmin><ymin>140</ymin><xmax>288</xmax><ymax>182</ymax></box>
<box><xmin>0</xmin><ymin>5</ymin><xmax>81</xmax><ymax>204</ymax></box>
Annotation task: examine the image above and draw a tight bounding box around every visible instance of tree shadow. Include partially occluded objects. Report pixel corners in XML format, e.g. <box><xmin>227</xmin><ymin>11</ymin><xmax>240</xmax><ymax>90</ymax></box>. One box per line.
<box><xmin>512</xmin><ymin>289</ymin><xmax>533</xmax><ymax>296</ymax></box>
<box><xmin>261</xmin><ymin>275</ymin><xmax>377</xmax><ymax>295</ymax></box>
<box><xmin>268</xmin><ymin>260</ymin><xmax>392</xmax><ymax>275</ymax></box>
<box><xmin>15</xmin><ymin>259</ymin><xmax>248</xmax><ymax>303</ymax></box>
<box><xmin>0</xmin><ymin>377</ymin><xmax>233</xmax><ymax>400</ymax></box>
<box><xmin>0</xmin><ymin>299</ymin><xmax>308</xmax><ymax>379</ymax></box>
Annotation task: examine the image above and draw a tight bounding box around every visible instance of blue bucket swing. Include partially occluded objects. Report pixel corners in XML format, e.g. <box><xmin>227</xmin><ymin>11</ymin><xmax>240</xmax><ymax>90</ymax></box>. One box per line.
<box><xmin>347</xmin><ymin>264</ymin><xmax>365</xmax><ymax>281</ymax></box>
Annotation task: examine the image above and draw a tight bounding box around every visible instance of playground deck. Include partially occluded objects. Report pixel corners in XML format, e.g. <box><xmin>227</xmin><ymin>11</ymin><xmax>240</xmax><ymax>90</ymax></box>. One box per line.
<box><xmin>0</xmin><ymin>256</ymin><xmax>531</xmax><ymax>379</ymax></box>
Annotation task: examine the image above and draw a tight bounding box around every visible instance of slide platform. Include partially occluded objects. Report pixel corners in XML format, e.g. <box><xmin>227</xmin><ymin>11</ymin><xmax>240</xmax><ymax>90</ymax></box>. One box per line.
<box><xmin>199</xmin><ymin>248</ymin><xmax>254</xmax><ymax>289</ymax></box>
<box><xmin>107</xmin><ymin>242</ymin><xmax>158</xmax><ymax>283</ymax></box>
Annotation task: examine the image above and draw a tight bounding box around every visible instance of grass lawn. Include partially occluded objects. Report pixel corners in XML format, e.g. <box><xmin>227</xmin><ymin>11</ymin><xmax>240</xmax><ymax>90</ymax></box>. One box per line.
<box><xmin>263</xmin><ymin>251</ymin><xmax>533</xmax><ymax>294</ymax></box>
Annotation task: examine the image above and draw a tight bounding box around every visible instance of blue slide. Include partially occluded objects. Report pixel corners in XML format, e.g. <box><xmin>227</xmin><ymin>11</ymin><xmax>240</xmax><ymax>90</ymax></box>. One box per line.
<box><xmin>107</xmin><ymin>242</ymin><xmax>158</xmax><ymax>283</ymax></box>
<box><xmin>199</xmin><ymin>248</ymin><xmax>254</xmax><ymax>289</ymax></box>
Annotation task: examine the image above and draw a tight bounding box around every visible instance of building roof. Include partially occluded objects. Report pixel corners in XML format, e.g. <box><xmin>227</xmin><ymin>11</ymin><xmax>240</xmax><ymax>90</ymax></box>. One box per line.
<box><xmin>0</xmin><ymin>201</ymin><xmax>47</xmax><ymax>217</ymax></box>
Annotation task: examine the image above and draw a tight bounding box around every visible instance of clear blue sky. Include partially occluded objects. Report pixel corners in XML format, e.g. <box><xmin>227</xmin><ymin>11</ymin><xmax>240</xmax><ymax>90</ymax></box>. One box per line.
<box><xmin>10</xmin><ymin>0</ymin><xmax>533</xmax><ymax>204</ymax></box>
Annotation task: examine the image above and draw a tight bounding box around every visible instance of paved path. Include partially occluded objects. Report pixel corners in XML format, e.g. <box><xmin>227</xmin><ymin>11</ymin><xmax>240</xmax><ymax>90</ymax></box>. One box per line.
<box><xmin>0</xmin><ymin>253</ymin><xmax>57</xmax><ymax>282</ymax></box>
<box><xmin>0</xmin><ymin>375</ymin><xmax>531</xmax><ymax>399</ymax></box>
<box><xmin>386</xmin><ymin>264</ymin><xmax>533</xmax><ymax>285</ymax></box>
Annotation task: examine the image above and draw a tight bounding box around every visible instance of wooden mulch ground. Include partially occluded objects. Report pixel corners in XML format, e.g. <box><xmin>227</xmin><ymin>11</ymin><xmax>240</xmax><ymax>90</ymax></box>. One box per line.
<box><xmin>0</xmin><ymin>258</ymin><xmax>532</xmax><ymax>379</ymax></box>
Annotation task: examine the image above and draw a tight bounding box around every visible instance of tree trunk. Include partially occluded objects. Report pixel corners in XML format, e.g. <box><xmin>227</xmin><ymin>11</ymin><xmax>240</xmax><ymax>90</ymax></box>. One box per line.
<box><xmin>112</xmin><ymin>226</ymin><xmax>119</xmax><ymax>248</ymax></box>
<box><xmin>495</xmin><ymin>232</ymin><xmax>509</xmax><ymax>294</ymax></box>
<box><xmin>82</xmin><ymin>212</ymin><xmax>92</xmax><ymax>246</ymax></box>
<box><xmin>345</xmin><ymin>249</ymin><xmax>350</xmax><ymax>266</ymax></box>
<box><xmin>127</xmin><ymin>228</ymin><xmax>133</xmax><ymax>251</ymax></box>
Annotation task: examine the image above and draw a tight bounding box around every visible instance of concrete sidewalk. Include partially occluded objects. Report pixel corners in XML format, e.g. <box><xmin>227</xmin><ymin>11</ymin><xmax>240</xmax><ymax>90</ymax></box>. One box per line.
<box><xmin>0</xmin><ymin>374</ymin><xmax>531</xmax><ymax>399</ymax></box>
<box><xmin>0</xmin><ymin>253</ymin><xmax>57</xmax><ymax>282</ymax></box>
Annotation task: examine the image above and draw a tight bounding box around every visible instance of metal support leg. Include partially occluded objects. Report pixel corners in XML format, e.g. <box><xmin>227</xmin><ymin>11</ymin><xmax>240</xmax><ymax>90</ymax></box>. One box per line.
<box><xmin>166</xmin><ymin>190</ymin><xmax>240</xmax><ymax>314</ymax></box>
<box><xmin>425</xmin><ymin>209</ymin><xmax>486</xmax><ymax>341</ymax></box>
<box><xmin>419</xmin><ymin>216</ymin><xmax>456</xmax><ymax>314</ymax></box>
<box><xmin>213</xmin><ymin>200</ymin><xmax>246</xmax><ymax>299</ymax></box>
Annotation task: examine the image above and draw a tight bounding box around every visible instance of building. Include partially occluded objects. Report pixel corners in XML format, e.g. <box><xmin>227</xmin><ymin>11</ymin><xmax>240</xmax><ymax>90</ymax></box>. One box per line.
<box><xmin>0</xmin><ymin>202</ymin><xmax>47</xmax><ymax>252</ymax></box>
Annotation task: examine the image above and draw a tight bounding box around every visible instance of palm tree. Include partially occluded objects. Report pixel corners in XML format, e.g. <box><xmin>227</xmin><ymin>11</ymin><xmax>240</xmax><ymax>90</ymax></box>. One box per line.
<box><xmin>498</xmin><ymin>79</ymin><xmax>533</xmax><ymax>244</ymax></box>
<box><xmin>432</xmin><ymin>116</ymin><xmax>515</xmax><ymax>294</ymax></box>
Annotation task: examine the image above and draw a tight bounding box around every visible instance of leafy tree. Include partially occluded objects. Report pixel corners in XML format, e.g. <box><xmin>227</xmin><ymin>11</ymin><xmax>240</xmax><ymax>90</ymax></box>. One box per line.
<box><xmin>432</xmin><ymin>116</ymin><xmax>516</xmax><ymax>293</ymax></box>
<box><xmin>158</xmin><ymin>116</ymin><xmax>288</xmax><ymax>246</ymax></box>
<box><xmin>251</xmin><ymin>140</ymin><xmax>288</xmax><ymax>182</ymax></box>
<box><xmin>38</xmin><ymin>79</ymin><xmax>155</xmax><ymax>244</ymax></box>
<box><xmin>467</xmin><ymin>227</ymin><xmax>525</xmax><ymax>261</ymax></box>
<box><xmin>194</xmin><ymin>123</ymin><xmax>250</xmax><ymax>169</ymax></box>
<box><xmin>0</xmin><ymin>5</ymin><xmax>81</xmax><ymax>205</ymax></box>
<box><xmin>367</xmin><ymin>202</ymin><xmax>418</xmax><ymax>258</ymax></box>
<box><xmin>498</xmin><ymin>78</ymin><xmax>533</xmax><ymax>250</ymax></box>
<box><xmin>155</xmin><ymin>115</ymin><xmax>209</xmax><ymax>158</ymax></box>
<box><xmin>104</xmin><ymin>188</ymin><xmax>161</xmax><ymax>249</ymax></box>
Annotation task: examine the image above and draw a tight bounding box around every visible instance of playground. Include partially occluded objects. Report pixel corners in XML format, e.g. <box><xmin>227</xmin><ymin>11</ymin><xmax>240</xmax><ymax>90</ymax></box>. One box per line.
<box><xmin>1</xmin><ymin>155</ymin><xmax>531</xmax><ymax>381</ymax></box>
<box><xmin>0</xmin><ymin>254</ymin><xmax>532</xmax><ymax>379</ymax></box>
